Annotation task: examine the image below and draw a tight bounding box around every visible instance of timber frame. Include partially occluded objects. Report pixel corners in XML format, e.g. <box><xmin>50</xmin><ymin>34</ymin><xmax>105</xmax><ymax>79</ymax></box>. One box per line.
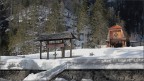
<box><xmin>36</xmin><ymin>32</ymin><xmax>76</xmax><ymax>59</ymax></box>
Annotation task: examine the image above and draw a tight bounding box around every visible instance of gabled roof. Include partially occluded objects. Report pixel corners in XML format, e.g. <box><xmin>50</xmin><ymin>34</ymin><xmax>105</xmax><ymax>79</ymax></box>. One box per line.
<box><xmin>36</xmin><ymin>32</ymin><xmax>76</xmax><ymax>41</ymax></box>
<box><xmin>109</xmin><ymin>25</ymin><xmax>122</xmax><ymax>30</ymax></box>
<box><xmin>107</xmin><ymin>25</ymin><xmax>129</xmax><ymax>41</ymax></box>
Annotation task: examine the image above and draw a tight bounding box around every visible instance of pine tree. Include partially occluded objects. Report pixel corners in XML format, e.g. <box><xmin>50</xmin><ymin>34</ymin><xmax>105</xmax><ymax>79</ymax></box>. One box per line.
<box><xmin>107</xmin><ymin>7</ymin><xmax>116</xmax><ymax>26</ymax></box>
<box><xmin>115</xmin><ymin>14</ymin><xmax>125</xmax><ymax>27</ymax></box>
<box><xmin>107</xmin><ymin>7</ymin><xmax>125</xmax><ymax>27</ymax></box>
<box><xmin>90</xmin><ymin>0</ymin><xmax>108</xmax><ymax>47</ymax></box>
<box><xmin>77</xmin><ymin>0</ymin><xmax>89</xmax><ymax>38</ymax></box>
<box><xmin>8</xmin><ymin>0</ymin><xmax>25</xmax><ymax>54</ymax></box>
<box><xmin>45</xmin><ymin>0</ymin><xmax>65</xmax><ymax>34</ymax></box>
<box><xmin>0</xmin><ymin>0</ymin><xmax>10</xmax><ymax>55</ymax></box>
<box><xmin>76</xmin><ymin>0</ymin><xmax>89</xmax><ymax>48</ymax></box>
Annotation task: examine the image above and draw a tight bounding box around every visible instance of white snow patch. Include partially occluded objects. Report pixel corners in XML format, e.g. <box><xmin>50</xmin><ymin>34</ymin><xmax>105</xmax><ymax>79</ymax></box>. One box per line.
<box><xmin>2</xmin><ymin>58</ymin><xmax>40</xmax><ymax>69</ymax></box>
<box><xmin>0</xmin><ymin>46</ymin><xmax>144</xmax><ymax>80</ymax></box>
<box><xmin>54</xmin><ymin>78</ymin><xmax>68</xmax><ymax>81</ymax></box>
<box><xmin>1</xmin><ymin>46</ymin><xmax>143</xmax><ymax>70</ymax></box>
<box><xmin>0</xmin><ymin>78</ymin><xmax>10</xmax><ymax>81</ymax></box>
<box><xmin>23</xmin><ymin>62</ymin><xmax>68</xmax><ymax>81</ymax></box>
<box><xmin>0</xmin><ymin>56</ymin><xmax>23</xmax><ymax>61</ymax></box>
<box><xmin>81</xmin><ymin>79</ymin><xmax>93</xmax><ymax>81</ymax></box>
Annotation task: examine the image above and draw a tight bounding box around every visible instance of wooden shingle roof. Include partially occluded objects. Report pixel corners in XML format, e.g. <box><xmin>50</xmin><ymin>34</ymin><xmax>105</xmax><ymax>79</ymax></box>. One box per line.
<box><xmin>107</xmin><ymin>25</ymin><xmax>129</xmax><ymax>41</ymax></box>
<box><xmin>36</xmin><ymin>32</ymin><xmax>76</xmax><ymax>41</ymax></box>
<box><xmin>109</xmin><ymin>25</ymin><xmax>122</xmax><ymax>30</ymax></box>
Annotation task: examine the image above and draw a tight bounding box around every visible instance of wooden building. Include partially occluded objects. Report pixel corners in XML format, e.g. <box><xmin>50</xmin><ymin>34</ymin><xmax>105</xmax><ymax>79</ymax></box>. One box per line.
<box><xmin>106</xmin><ymin>25</ymin><xmax>129</xmax><ymax>47</ymax></box>
<box><xmin>36</xmin><ymin>32</ymin><xmax>76</xmax><ymax>59</ymax></box>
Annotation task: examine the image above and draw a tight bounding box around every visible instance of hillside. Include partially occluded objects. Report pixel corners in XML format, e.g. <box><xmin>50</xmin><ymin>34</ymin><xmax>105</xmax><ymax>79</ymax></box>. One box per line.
<box><xmin>0</xmin><ymin>0</ymin><xmax>144</xmax><ymax>55</ymax></box>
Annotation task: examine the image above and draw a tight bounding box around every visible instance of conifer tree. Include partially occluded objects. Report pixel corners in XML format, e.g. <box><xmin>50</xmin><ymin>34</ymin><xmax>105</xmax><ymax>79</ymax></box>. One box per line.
<box><xmin>77</xmin><ymin>0</ymin><xmax>89</xmax><ymax>39</ymax></box>
<box><xmin>45</xmin><ymin>0</ymin><xmax>65</xmax><ymax>34</ymax></box>
<box><xmin>0</xmin><ymin>0</ymin><xmax>9</xmax><ymax>55</ymax></box>
<box><xmin>8</xmin><ymin>0</ymin><xmax>26</xmax><ymax>54</ymax></box>
<box><xmin>75</xmin><ymin>0</ymin><xmax>90</xmax><ymax>48</ymax></box>
<box><xmin>90</xmin><ymin>0</ymin><xmax>108</xmax><ymax>47</ymax></box>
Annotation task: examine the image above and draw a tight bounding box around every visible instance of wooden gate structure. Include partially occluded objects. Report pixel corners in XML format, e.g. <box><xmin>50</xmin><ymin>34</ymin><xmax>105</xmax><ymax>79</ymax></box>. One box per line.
<box><xmin>36</xmin><ymin>32</ymin><xmax>76</xmax><ymax>59</ymax></box>
<box><xmin>106</xmin><ymin>25</ymin><xmax>129</xmax><ymax>47</ymax></box>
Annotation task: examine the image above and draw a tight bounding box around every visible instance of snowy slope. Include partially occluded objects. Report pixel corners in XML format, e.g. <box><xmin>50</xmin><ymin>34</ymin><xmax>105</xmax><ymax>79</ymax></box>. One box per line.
<box><xmin>0</xmin><ymin>46</ymin><xmax>144</xmax><ymax>81</ymax></box>
<box><xmin>0</xmin><ymin>46</ymin><xmax>143</xmax><ymax>70</ymax></box>
<box><xmin>16</xmin><ymin>46</ymin><xmax>144</xmax><ymax>59</ymax></box>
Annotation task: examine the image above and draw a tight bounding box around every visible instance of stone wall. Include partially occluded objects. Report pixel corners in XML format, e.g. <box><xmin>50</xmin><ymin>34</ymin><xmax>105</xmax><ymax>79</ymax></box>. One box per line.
<box><xmin>52</xmin><ymin>69</ymin><xmax>144</xmax><ymax>81</ymax></box>
<box><xmin>0</xmin><ymin>70</ymin><xmax>44</xmax><ymax>81</ymax></box>
<box><xmin>1</xmin><ymin>69</ymin><xmax>144</xmax><ymax>81</ymax></box>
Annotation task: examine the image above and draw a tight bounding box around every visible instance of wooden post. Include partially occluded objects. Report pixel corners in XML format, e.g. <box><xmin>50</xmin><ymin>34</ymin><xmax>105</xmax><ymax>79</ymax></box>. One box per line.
<box><xmin>109</xmin><ymin>40</ymin><xmax>111</xmax><ymax>47</ymax></box>
<box><xmin>62</xmin><ymin>39</ymin><xmax>65</xmax><ymax>58</ymax></box>
<box><xmin>70</xmin><ymin>39</ymin><xmax>72</xmax><ymax>58</ymax></box>
<box><xmin>54</xmin><ymin>41</ymin><xmax>56</xmax><ymax>59</ymax></box>
<box><xmin>40</xmin><ymin>41</ymin><xmax>42</xmax><ymax>59</ymax></box>
<box><xmin>122</xmin><ymin>40</ymin><xmax>126</xmax><ymax>47</ymax></box>
<box><xmin>124</xmin><ymin>40</ymin><xmax>126</xmax><ymax>47</ymax></box>
<box><xmin>47</xmin><ymin>41</ymin><xmax>49</xmax><ymax>59</ymax></box>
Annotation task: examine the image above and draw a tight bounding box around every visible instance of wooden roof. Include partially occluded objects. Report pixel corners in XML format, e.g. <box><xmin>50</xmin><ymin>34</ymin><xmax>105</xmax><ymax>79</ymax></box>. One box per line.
<box><xmin>36</xmin><ymin>32</ymin><xmax>76</xmax><ymax>41</ymax></box>
<box><xmin>109</xmin><ymin>25</ymin><xmax>122</xmax><ymax>30</ymax></box>
<box><xmin>107</xmin><ymin>25</ymin><xmax>129</xmax><ymax>41</ymax></box>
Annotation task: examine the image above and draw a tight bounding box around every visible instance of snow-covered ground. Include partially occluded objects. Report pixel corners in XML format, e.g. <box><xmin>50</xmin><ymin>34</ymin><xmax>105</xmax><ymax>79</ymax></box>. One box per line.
<box><xmin>0</xmin><ymin>46</ymin><xmax>144</xmax><ymax>81</ymax></box>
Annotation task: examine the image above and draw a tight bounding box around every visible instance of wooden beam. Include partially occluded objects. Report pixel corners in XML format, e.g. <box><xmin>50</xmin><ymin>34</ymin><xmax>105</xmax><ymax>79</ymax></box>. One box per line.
<box><xmin>62</xmin><ymin>39</ymin><xmax>65</xmax><ymax>58</ymax></box>
<box><xmin>124</xmin><ymin>41</ymin><xmax>126</xmax><ymax>47</ymax></box>
<box><xmin>40</xmin><ymin>41</ymin><xmax>42</xmax><ymax>59</ymax></box>
<box><xmin>47</xmin><ymin>41</ymin><xmax>49</xmax><ymax>59</ymax></box>
<box><xmin>47</xmin><ymin>43</ymin><xmax>64</xmax><ymax>48</ymax></box>
<box><xmin>70</xmin><ymin>39</ymin><xmax>72</xmax><ymax>58</ymax></box>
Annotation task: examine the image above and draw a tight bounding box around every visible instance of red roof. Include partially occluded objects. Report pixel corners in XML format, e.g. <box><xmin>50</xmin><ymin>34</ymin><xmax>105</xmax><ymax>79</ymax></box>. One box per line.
<box><xmin>109</xmin><ymin>25</ymin><xmax>122</xmax><ymax>30</ymax></box>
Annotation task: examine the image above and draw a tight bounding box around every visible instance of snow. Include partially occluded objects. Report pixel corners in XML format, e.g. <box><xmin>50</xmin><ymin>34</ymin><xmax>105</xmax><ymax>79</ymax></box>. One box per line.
<box><xmin>2</xmin><ymin>58</ymin><xmax>40</xmax><ymax>69</ymax></box>
<box><xmin>81</xmin><ymin>79</ymin><xmax>93</xmax><ymax>81</ymax></box>
<box><xmin>0</xmin><ymin>78</ymin><xmax>10</xmax><ymax>81</ymax></box>
<box><xmin>0</xmin><ymin>56</ymin><xmax>23</xmax><ymax>61</ymax></box>
<box><xmin>23</xmin><ymin>62</ymin><xmax>68</xmax><ymax>81</ymax></box>
<box><xmin>1</xmin><ymin>46</ymin><xmax>143</xmax><ymax>69</ymax></box>
<box><xmin>54</xmin><ymin>78</ymin><xmax>68</xmax><ymax>81</ymax></box>
<box><xmin>0</xmin><ymin>46</ymin><xmax>144</xmax><ymax>80</ymax></box>
<box><xmin>1</xmin><ymin>58</ymin><xmax>70</xmax><ymax>70</ymax></box>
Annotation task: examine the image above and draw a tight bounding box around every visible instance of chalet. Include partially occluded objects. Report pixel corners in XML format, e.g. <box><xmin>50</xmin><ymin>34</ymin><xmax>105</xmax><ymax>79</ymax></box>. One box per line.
<box><xmin>106</xmin><ymin>25</ymin><xmax>129</xmax><ymax>47</ymax></box>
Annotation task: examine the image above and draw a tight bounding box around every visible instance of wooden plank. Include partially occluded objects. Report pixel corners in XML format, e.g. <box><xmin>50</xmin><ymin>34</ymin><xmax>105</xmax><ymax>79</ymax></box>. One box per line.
<box><xmin>47</xmin><ymin>43</ymin><xmax>64</xmax><ymax>48</ymax></box>
<box><xmin>54</xmin><ymin>41</ymin><xmax>57</xmax><ymax>59</ymax></box>
<box><xmin>62</xmin><ymin>40</ymin><xmax>65</xmax><ymax>58</ymax></box>
<box><xmin>47</xmin><ymin>41</ymin><xmax>49</xmax><ymax>59</ymax></box>
<box><xmin>70</xmin><ymin>39</ymin><xmax>72</xmax><ymax>58</ymax></box>
<box><xmin>40</xmin><ymin>41</ymin><xmax>42</xmax><ymax>59</ymax></box>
